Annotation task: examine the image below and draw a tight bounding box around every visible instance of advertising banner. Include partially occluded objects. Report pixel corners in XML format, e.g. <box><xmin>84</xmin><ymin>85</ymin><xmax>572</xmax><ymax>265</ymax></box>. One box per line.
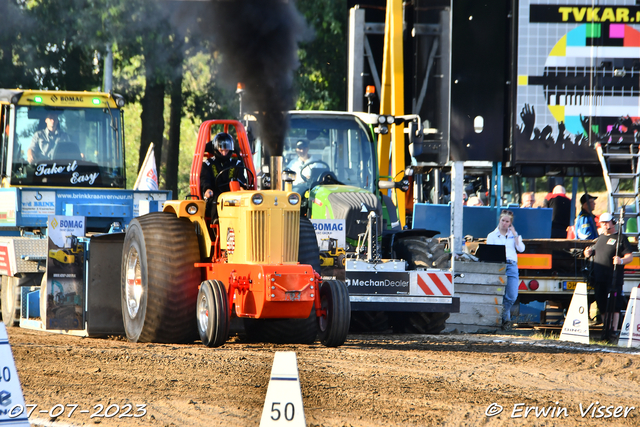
<box><xmin>515</xmin><ymin>0</ymin><xmax>640</xmax><ymax>165</ymax></box>
<box><xmin>0</xmin><ymin>190</ymin><xmax>17</xmax><ymax>227</ymax></box>
<box><xmin>345</xmin><ymin>271</ymin><xmax>411</xmax><ymax>295</ymax></box>
<box><xmin>310</xmin><ymin>219</ymin><xmax>346</xmax><ymax>249</ymax></box>
<box><xmin>45</xmin><ymin>216</ymin><xmax>86</xmax><ymax>330</ymax></box>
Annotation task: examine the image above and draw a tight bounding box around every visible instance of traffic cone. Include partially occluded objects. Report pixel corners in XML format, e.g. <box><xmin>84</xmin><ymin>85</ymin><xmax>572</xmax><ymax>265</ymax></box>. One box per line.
<box><xmin>618</xmin><ymin>287</ymin><xmax>640</xmax><ymax>347</ymax></box>
<box><xmin>260</xmin><ymin>351</ymin><xmax>306</xmax><ymax>427</ymax></box>
<box><xmin>559</xmin><ymin>282</ymin><xmax>590</xmax><ymax>344</ymax></box>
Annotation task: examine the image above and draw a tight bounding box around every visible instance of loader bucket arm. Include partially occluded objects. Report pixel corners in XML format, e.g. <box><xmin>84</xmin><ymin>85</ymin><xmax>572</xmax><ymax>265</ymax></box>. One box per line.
<box><xmin>190</xmin><ymin>119</ymin><xmax>257</xmax><ymax>199</ymax></box>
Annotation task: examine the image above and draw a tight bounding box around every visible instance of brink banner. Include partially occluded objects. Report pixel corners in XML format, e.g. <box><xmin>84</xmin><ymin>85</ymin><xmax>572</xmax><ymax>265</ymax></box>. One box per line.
<box><xmin>45</xmin><ymin>215</ymin><xmax>86</xmax><ymax>330</ymax></box>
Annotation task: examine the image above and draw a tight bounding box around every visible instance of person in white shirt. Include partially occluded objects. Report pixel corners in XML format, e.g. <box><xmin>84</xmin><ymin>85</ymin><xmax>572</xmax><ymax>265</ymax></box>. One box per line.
<box><xmin>487</xmin><ymin>209</ymin><xmax>526</xmax><ymax>329</ymax></box>
<box><xmin>286</xmin><ymin>139</ymin><xmax>320</xmax><ymax>185</ymax></box>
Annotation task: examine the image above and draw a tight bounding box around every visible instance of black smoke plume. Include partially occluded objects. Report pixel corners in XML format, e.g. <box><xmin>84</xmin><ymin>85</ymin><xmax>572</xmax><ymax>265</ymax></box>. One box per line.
<box><xmin>204</xmin><ymin>0</ymin><xmax>310</xmax><ymax>158</ymax></box>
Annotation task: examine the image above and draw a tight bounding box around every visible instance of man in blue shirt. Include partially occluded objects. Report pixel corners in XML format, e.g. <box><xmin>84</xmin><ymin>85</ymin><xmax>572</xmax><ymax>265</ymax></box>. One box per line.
<box><xmin>575</xmin><ymin>193</ymin><xmax>598</xmax><ymax>240</ymax></box>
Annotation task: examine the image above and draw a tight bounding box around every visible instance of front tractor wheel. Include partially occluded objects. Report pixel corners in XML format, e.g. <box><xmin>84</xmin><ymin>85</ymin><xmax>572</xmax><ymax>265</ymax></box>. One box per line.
<box><xmin>197</xmin><ymin>280</ymin><xmax>230</xmax><ymax>347</ymax></box>
<box><xmin>121</xmin><ymin>212</ymin><xmax>201</xmax><ymax>343</ymax></box>
<box><xmin>317</xmin><ymin>280</ymin><xmax>351</xmax><ymax>347</ymax></box>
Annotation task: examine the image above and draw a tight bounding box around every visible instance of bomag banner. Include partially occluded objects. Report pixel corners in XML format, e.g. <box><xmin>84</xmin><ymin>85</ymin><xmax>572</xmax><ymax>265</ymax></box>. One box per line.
<box><xmin>515</xmin><ymin>0</ymin><xmax>640</xmax><ymax>165</ymax></box>
<box><xmin>45</xmin><ymin>216</ymin><xmax>85</xmax><ymax>330</ymax></box>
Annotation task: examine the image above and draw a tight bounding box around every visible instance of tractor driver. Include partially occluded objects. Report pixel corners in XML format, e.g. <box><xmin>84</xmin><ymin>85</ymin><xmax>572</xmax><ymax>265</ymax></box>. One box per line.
<box><xmin>287</xmin><ymin>138</ymin><xmax>321</xmax><ymax>185</ymax></box>
<box><xmin>200</xmin><ymin>132</ymin><xmax>245</xmax><ymax>217</ymax></box>
<box><xmin>27</xmin><ymin>111</ymin><xmax>70</xmax><ymax>164</ymax></box>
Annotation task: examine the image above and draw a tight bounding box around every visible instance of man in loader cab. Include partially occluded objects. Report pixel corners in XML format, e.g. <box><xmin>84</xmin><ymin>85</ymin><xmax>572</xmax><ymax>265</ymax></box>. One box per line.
<box><xmin>27</xmin><ymin>111</ymin><xmax>70</xmax><ymax>164</ymax></box>
<box><xmin>200</xmin><ymin>132</ymin><xmax>245</xmax><ymax>218</ymax></box>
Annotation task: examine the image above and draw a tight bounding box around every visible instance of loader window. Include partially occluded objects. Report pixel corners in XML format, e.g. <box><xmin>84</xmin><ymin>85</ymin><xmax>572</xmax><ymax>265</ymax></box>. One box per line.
<box><xmin>286</xmin><ymin>116</ymin><xmax>375</xmax><ymax>193</ymax></box>
<box><xmin>0</xmin><ymin>105</ymin><xmax>9</xmax><ymax>179</ymax></box>
<box><xmin>10</xmin><ymin>106</ymin><xmax>125</xmax><ymax>188</ymax></box>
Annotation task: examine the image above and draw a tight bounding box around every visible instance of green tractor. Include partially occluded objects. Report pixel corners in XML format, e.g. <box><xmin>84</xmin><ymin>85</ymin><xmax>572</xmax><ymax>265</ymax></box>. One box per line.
<box><xmin>252</xmin><ymin>111</ymin><xmax>459</xmax><ymax>334</ymax></box>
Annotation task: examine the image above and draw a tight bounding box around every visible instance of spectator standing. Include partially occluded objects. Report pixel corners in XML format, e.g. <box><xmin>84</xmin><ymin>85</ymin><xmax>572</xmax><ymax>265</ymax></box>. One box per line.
<box><xmin>575</xmin><ymin>193</ymin><xmax>598</xmax><ymax>240</ymax></box>
<box><xmin>521</xmin><ymin>192</ymin><xmax>535</xmax><ymax>208</ymax></box>
<box><xmin>487</xmin><ymin>210</ymin><xmax>525</xmax><ymax>330</ymax></box>
<box><xmin>543</xmin><ymin>185</ymin><xmax>572</xmax><ymax>238</ymax></box>
<box><xmin>583</xmin><ymin>212</ymin><xmax>633</xmax><ymax>337</ymax></box>
<box><xmin>467</xmin><ymin>195</ymin><xmax>484</xmax><ymax>207</ymax></box>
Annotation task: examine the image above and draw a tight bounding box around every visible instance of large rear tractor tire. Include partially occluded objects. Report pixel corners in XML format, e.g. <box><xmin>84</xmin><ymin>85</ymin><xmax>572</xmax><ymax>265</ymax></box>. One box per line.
<box><xmin>243</xmin><ymin>217</ymin><xmax>319</xmax><ymax>344</ymax></box>
<box><xmin>2</xmin><ymin>274</ymin><xmax>43</xmax><ymax>327</ymax></box>
<box><xmin>349</xmin><ymin>311</ymin><xmax>390</xmax><ymax>333</ymax></box>
<box><xmin>197</xmin><ymin>280</ymin><xmax>230</xmax><ymax>347</ymax></box>
<box><xmin>388</xmin><ymin>311</ymin><xmax>450</xmax><ymax>334</ymax></box>
<box><xmin>390</xmin><ymin>236</ymin><xmax>450</xmax><ymax>334</ymax></box>
<box><xmin>121</xmin><ymin>212</ymin><xmax>201</xmax><ymax>343</ymax></box>
<box><xmin>318</xmin><ymin>280</ymin><xmax>351</xmax><ymax>347</ymax></box>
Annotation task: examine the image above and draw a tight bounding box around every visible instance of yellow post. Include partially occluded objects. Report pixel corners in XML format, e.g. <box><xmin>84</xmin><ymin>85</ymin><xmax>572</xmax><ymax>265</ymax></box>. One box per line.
<box><xmin>377</xmin><ymin>0</ymin><xmax>406</xmax><ymax>227</ymax></box>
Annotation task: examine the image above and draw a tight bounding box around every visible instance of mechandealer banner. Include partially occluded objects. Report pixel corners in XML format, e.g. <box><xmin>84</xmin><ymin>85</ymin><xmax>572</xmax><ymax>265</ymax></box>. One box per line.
<box><xmin>514</xmin><ymin>0</ymin><xmax>640</xmax><ymax>165</ymax></box>
<box><xmin>45</xmin><ymin>216</ymin><xmax>86</xmax><ymax>330</ymax></box>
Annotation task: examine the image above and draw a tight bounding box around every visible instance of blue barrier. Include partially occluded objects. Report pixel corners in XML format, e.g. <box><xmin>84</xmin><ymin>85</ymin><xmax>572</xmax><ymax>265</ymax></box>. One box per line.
<box><xmin>412</xmin><ymin>204</ymin><xmax>553</xmax><ymax>239</ymax></box>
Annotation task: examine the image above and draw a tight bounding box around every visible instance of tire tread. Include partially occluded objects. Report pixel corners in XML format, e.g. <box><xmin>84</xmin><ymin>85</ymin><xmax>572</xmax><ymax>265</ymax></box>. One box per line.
<box><xmin>123</xmin><ymin>212</ymin><xmax>201</xmax><ymax>343</ymax></box>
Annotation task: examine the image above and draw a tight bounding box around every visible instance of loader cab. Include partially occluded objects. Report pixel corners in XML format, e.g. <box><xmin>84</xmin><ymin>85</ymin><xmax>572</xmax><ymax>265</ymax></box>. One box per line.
<box><xmin>248</xmin><ymin>112</ymin><xmax>378</xmax><ymax>196</ymax></box>
<box><xmin>0</xmin><ymin>104</ymin><xmax>9</xmax><ymax>187</ymax></box>
<box><xmin>283</xmin><ymin>112</ymin><xmax>377</xmax><ymax>197</ymax></box>
<box><xmin>0</xmin><ymin>90</ymin><xmax>126</xmax><ymax>189</ymax></box>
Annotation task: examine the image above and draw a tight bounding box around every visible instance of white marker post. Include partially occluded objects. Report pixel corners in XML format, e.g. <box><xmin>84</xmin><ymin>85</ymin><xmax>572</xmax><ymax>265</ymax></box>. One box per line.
<box><xmin>260</xmin><ymin>351</ymin><xmax>305</xmax><ymax>427</ymax></box>
<box><xmin>618</xmin><ymin>287</ymin><xmax>640</xmax><ymax>347</ymax></box>
<box><xmin>0</xmin><ymin>324</ymin><xmax>30</xmax><ymax>426</ymax></box>
<box><xmin>559</xmin><ymin>282</ymin><xmax>590</xmax><ymax>344</ymax></box>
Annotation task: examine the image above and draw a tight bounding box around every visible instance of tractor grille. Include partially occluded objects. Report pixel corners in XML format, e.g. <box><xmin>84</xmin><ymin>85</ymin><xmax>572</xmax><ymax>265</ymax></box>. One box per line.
<box><xmin>249</xmin><ymin>209</ymin><xmax>299</xmax><ymax>264</ymax></box>
<box><xmin>283</xmin><ymin>211</ymin><xmax>299</xmax><ymax>263</ymax></box>
<box><xmin>250</xmin><ymin>210</ymin><xmax>268</xmax><ymax>263</ymax></box>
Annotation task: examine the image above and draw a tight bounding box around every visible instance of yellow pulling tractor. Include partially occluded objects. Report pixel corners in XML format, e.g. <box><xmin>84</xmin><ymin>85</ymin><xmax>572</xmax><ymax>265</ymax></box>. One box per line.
<box><xmin>120</xmin><ymin>120</ymin><xmax>350</xmax><ymax>347</ymax></box>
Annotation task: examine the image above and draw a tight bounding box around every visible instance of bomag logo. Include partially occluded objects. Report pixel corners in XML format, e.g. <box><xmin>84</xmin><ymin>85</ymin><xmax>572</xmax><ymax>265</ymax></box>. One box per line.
<box><xmin>50</xmin><ymin>95</ymin><xmax>58</xmax><ymax>102</ymax></box>
<box><xmin>61</xmin><ymin>96</ymin><xmax>83</xmax><ymax>102</ymax></box>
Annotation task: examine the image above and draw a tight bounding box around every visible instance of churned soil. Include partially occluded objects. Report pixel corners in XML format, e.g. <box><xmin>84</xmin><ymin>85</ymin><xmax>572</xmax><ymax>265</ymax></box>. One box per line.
<box><xmin>6</xmin><ymin>327</ymin><xmax>640</xmax><ymax>426</ymax></box>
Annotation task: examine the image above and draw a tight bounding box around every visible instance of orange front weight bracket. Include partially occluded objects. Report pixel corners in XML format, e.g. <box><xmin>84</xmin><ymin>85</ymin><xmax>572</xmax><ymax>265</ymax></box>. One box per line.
<box><xmin>228</xmin><ymin>270</ymin><xmax>251</xmax><ymax>313</ymax></box>
<box><xmin>313</xmin><ymin>271</ymin><xmax>326</xmax><ymax>317</ymax></box>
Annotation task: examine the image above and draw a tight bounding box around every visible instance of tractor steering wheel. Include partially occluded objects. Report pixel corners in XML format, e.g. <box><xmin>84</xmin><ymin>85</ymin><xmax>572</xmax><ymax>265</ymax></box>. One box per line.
<box><xmin>299</xmin><ymin>160</ymin><xmax>331</xmax><ymax>183</ymax></box>
<box><xmin>214</xmin><ymin>164</ymin><xmax>254</xmax><ymax>192</ymax></box>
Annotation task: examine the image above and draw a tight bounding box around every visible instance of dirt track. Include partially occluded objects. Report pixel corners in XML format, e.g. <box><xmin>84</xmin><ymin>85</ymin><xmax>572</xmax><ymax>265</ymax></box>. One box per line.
<box><xmin>6</xmin><ymin>327</ymin><xmax>640</xmax><ymax>426</ymax></box>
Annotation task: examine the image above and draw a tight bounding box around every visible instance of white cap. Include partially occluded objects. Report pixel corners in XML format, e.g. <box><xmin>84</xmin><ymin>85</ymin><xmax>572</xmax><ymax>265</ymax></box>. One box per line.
<box><xmin>600</xmin><ymin>212</ymin><xmax>614</xmax><ymax>222</ymax></box>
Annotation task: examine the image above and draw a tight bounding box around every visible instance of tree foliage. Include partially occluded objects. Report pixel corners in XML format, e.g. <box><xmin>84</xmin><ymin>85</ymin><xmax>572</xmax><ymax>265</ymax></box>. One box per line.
<box><xmin>1</xmin><ymin>0</ymin><xmax>348</xmax><ymax>195</ymax></box>
<box><xmin>295</xmin><ymin>0</ymin><xmax>348</xmax><ymax>111</ymax></box>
